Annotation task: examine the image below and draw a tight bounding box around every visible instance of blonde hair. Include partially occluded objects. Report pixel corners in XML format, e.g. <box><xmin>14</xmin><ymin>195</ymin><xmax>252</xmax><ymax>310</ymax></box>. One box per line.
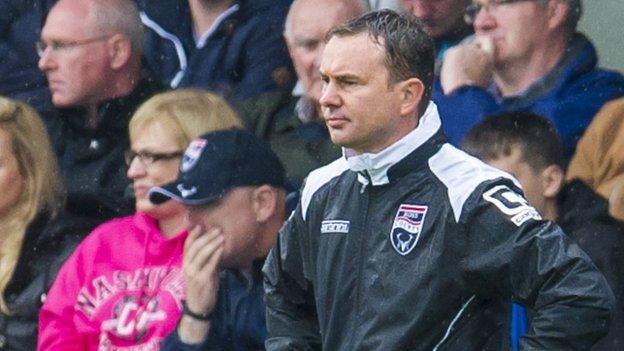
<box><xmin>129</xmin><ymin>89</ymin><xmax>243</xmax><ymax>149</ymax></box>
<box><xmin>0</xmin><ymin>97</ymin><xmax>64</xmax><ymax>314</ymax></box>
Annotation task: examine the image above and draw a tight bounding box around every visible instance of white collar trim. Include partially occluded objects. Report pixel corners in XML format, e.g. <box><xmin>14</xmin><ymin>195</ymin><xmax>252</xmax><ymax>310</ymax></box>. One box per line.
<box><xmin>345</xmin><ymin>101</ymin><xmax>442</xmax><ymax>186</ymax></box>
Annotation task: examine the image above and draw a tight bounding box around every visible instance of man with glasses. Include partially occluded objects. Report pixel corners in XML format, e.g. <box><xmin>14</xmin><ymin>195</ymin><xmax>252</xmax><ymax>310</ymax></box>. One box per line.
<box><xmin>38</xmin><ymin>0</ymin><xmax>161</xmax><ymax>222</ymax></box>
<box><xmin>434</xmin><ymin>0</ymin><xmax>624</xmax><ymax>157</ymax></box>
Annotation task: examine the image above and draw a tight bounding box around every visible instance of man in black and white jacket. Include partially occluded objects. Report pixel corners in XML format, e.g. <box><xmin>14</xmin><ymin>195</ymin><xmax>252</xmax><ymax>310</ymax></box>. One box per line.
<box><xmin>263</xmin><ymin>10</ymin><xmax>614</xmax><ymax>351</ymax></box>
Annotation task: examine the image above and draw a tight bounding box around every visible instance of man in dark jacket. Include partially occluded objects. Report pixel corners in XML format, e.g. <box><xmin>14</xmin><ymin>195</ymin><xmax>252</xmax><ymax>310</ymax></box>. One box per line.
<box><xmin>263</xmin><ymin>10</ymin><xmax>614</xmax><ymax>350</ymax></box>
<box><xmin>139</xmin><ymin>0</ymin><xmax>294</xmax><ymax>105</ymax></box>
<box><xmin>463</xmin><ymin>111</ymin><xmax>624</xmax><ymax>351</ymax></box>
<box><xmin>38</xmin><ymin>0</ymin><xmax>160</xmax><ymax>220</ymax></box>
<box><xmin>436</xmin><ymin>0</ymin><xmax>624</xmax><ymax>157</ymax></box>
<box><xmin>148</xmin><ymin>130</ymin><xmax>292</xmax><ymax>350</ymax></box>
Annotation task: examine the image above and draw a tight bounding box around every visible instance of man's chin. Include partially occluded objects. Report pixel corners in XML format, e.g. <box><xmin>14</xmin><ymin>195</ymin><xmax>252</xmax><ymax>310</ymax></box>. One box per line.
<box><xmin>51</xmin><ymin>96</ymin><xmax>75</xmax><ymax>108</ymax></box>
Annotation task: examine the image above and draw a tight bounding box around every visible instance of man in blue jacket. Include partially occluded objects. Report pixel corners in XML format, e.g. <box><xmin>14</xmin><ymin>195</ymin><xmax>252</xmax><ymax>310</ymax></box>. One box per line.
<box><xmin>435</xmin><ymin>0</ymin><xmax>624</xmax><ymax>157</ymax></box>
<box><xmin>150</xmin><ymin>130</ymin><xmax>293</xmax><ymax>350</ymax></box>
<box><xmin>139</xmin><ymin>0</ymin><xmax>295</xmax><ymax>105</ymax></box>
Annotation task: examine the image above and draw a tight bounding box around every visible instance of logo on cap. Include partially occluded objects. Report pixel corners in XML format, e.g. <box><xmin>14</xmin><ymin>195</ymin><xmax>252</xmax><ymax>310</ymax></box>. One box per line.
<box><xmin>177</xmin><ymin>184</ymin><xmax>198</xmax><ymax>198</ymax></box>
<box><xmin>181</xmin><ymin>138</ymin><xmax>207</xmax><ymax>172</ymax></box>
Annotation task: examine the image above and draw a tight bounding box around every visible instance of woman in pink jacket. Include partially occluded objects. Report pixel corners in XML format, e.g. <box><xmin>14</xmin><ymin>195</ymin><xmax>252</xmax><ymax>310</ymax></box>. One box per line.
<box><xmin>38</xmin><ymin>90</ymin><xmax>242</xmax><ymax>350</ymax></box>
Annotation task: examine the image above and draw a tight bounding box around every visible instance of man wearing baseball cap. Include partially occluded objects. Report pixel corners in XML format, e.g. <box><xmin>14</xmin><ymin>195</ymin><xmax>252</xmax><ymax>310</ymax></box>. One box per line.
<box><xmin>149</xmin><ymin>129</ymin><xmax>291</xmax><ymax>350</ymax></box>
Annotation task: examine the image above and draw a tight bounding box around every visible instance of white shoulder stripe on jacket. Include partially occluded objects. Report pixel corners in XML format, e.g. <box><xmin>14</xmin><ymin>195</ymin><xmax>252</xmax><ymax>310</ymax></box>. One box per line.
<box><xmin>429</xmin><ymin>144</ymin><xmax>520</xmax><ymax>222</ymax></box>
<box><xmin>301</xmin><ymin>158</ymin><xmax>350</xmax><ymax>221</ymax></box>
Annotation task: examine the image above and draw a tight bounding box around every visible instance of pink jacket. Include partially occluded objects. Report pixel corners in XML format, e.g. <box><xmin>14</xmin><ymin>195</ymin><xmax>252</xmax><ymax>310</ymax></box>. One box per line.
<box><xmin>38</xmin><ymin>212</ymin><xmax>187</xmax><ymax>350</ymax></box>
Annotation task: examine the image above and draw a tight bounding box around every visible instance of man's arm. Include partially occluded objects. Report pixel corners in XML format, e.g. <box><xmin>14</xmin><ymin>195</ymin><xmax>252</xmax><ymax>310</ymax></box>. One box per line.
<box><xmin>434</xmin><ymin>39</ymin><xmax>499</xmax><ymax>145</ymax></box>
<box><xmin>160</xmin><ymin>226</ymin><xmax>224</xmax><ymax>351</ymax></box>
<box><xmin>263</xmin><ymin>205</ymin><xmax>322</xmax><ymax>350</ymax></box>
<box><xmin>231</xmin><ymin>7</ymin><xmax>294</xmax><ymax>104</ymax></box>
<box><xmin>462</xmin><ymin>182</ymin><xmax>614</xmax><ymax>350</ymax></box>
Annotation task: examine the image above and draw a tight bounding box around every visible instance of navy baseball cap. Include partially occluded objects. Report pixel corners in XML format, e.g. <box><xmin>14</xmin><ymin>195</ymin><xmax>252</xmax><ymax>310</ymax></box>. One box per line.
<box><xmin>149</xmin><ymin>129</ymin><xmax>287</xmax><ymax>206</ymax></box>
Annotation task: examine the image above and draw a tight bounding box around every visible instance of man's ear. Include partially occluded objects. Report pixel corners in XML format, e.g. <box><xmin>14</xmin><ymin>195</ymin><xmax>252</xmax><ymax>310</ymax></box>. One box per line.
<box><xmin>547</xmin><ymin>0</ymin><xmax>569</xmax><ymax>30</ymax></box>
<box><xmin>398</xmin><ymin>77</ymin><xmax>425</xmax><ymax>118</ymax></box>
<box><xmin>251</xmin><ymin>185</ymin><xmax>278</xmax><ymax>223</ymax></box>
<box><xmin>108</xmin><ymin>34</ymin><xmax>132</xmax><ymax>70</ymax></box>
<box><xmin>541</xmin><ymin>164</ymin><xmax>565</xmax><ymax>199</ymax></box>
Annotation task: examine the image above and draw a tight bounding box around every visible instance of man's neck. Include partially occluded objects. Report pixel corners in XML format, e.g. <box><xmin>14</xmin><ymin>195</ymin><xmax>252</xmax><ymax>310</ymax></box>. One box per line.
<box><xmin>542</xmin><ymin>200</ymin><xmax>559</xmax><ymax>222</ymax></box>
<box><xmin>83</xmin><ymin>65</ymin><xmax>141</xmax><ymax>129</ymax></box>
<box><xmin>494</xmin><ymin>37</ymin><xmax>568</xmax><ymax>97</ymax></box>
<box><xmin>188</xmin><ymin>0</ymin><xmax>235</xmax><ymax>38</ymax></box>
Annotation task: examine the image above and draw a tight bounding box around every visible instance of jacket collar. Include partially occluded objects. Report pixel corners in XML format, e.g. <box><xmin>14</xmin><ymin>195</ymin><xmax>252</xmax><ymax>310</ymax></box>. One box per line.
<box><xmin>62</xmin><ymin>71</ymin><xmax>161</xmax><ymax>134</ymax></box>
<box><xmin>345</xmin><ymin>101</ymin><xmax>443</xmax><ymax>186</ymax></box>
<box><xmin>499</xmin><ymin>33</ymin><xmax>597</xmax><ymax>107</ymax></box>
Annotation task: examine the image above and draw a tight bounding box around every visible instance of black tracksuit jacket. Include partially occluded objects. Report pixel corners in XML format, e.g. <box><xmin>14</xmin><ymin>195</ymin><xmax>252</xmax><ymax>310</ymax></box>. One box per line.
<box><xmin>263</xmin><ymin>104</ymin><xmax>614</xmax><ymax>351</ymax></box>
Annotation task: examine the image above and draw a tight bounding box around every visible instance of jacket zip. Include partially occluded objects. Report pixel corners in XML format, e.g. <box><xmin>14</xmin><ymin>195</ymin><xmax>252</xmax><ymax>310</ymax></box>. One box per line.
<box><xmin>349</xmin><ymin>171</ymin><xmax>373</xmax><ymax>348</ymax></box>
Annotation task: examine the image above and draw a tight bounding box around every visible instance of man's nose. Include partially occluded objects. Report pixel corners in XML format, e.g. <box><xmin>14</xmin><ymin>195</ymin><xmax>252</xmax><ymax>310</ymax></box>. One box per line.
<box><xmin>38</xmin><ymin>47</ymin><xmax>57</xmax><ymax>72</ymax></box>
<box><xmin>319</xmin><ymin>80</ymin><xmax>340</xmax><ymax>109</ymax></box>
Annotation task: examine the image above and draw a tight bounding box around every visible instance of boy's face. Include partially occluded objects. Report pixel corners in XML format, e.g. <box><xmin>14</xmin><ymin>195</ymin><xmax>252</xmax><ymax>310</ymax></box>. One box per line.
<box><xmin>485</xmin><ymin>147</ymin><xmax>547</xmax><ymax>215</ymax></box>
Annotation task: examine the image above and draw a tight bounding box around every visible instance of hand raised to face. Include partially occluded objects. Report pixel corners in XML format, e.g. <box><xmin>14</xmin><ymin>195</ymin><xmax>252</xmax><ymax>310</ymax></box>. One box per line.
<box><xmin>178</xmin><ymin>225</ymin><xmax>224</xmax><ymax>343</ymax></box>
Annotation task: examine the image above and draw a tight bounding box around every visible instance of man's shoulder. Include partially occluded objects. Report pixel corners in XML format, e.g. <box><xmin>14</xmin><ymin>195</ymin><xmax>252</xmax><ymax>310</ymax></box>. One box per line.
<box><xmin>427</xmin><ymin>144</ymin><xmax>520</xmax><ymax>222</ymax></box>
<box><xmin>560</xmin><ymin>34</ymin><xmax>624</xmax><ymax>92</ymax></box>
<box><xmin>301</xmin><ymin>157</ymin><xmax>350</xmax><ymax>220</ymax></box>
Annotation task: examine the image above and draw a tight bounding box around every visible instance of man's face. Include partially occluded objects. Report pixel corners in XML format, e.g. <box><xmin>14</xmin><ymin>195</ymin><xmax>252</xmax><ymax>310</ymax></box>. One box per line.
<box><xmin>486</xmin><ymin>147</ymin><xmax>547</xmax><ymax>214</ymax></box>
<box><xmin>319</xmin><ymin>33</ymin><xmax>406</xmax><ymax>154</ymax></box>
<box><xmin>473</xmin><ymin>0</ymin><xmax>550</xmax><ymax>65</ymax></box>
<box><xmin>285</xmin><ymin>2</ymin><xmax>361</xmax><ymax>105</ymax></box>
<box><xmin>402</xmin><ymin>0</ymin><xmax>471</xmax><ymax>39</ymax></box>
<box><xmin>185</xmin><ymin>187</ymin><xmax>260</xmax><ymax>269</ymax></box>
<box><xmin>38</xmin><ymin>2</ymin><xmax>112</xmax><ymax>107</ymax></box>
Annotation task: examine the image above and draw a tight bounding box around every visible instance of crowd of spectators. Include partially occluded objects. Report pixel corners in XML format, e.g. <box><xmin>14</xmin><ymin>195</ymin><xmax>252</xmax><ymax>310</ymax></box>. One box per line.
<box><xmin>0</xmin><ymin>0</ymin><xmax>622</xmax><ymax>350</ymax></box>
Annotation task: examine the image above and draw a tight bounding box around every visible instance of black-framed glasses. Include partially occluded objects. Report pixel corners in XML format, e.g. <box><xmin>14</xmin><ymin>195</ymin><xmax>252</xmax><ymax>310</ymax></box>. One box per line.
<box><xmin>36</xmin><ymin>35</ymin><xmax>112</xmax><ymax>57</ymax></box>
<box><xmin>124</xmin><ymin>150</ymin><xmax>184</xmax><ymax>167</ymax></box>
<box><xmin>464</xmin><ymin>0</ymin><xmax>548</xmax><ymax>24</ymax></box>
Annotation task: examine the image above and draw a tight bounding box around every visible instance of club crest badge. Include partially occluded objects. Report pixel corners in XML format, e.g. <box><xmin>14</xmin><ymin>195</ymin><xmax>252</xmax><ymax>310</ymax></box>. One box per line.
<box><xmin>181</xmin><ymin>138</ymin><xmax>207</xmax><ymax>172</ymax></box>
<box><xmin>390</xmin><ymin>204</ymin><xmax>428</xmax><ymax>256</ymax></box>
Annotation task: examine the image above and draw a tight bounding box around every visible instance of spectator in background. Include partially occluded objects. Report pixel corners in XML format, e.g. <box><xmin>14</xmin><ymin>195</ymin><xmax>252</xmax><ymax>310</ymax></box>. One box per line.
<box><xmin>236</xmin><ymin>0</ymin><xmax>367</xmax><ymax>187</ymax></box>
<box><xmin>139</xmin><ymin>0</ymin><xmax>295</xmax><ymax>105</ymax></box>
<box><xmin>463</xmin><ymin>111</ymin><xmax>624</xmax><ymax>351</ymax></box>
<box><xmin>38</xmin><ymin>90</ymin><xmax>242</xmax><ymax>350</ymax></box>
<box><xmin>567</xmin><ymin>97</ymin><xmax>624</xmax><ymax>222</ymax></box>
<box><xmin>0</xmin><ymin>1</ymin><xmax>57</xmax><ymax>121</ymax></box>
<box><xmin>401</xmin><ymin>0</ymin><xmax>472</xmax><ymax>67</ymax></box>
<box><xmin>436</xmin><ymin>0</ymin><xmax>624</xmax><ymax>155</ymax></box>
<box><xmin>0</xmin><ymin>97</ymin><xmax>97</xmax><ymax>350</ymax></box>
<box><xmin>38</xmin><ymin>0</ymin><xmax>161</xmax><ymax>221</ymax></box>
<box><xmin>148</xmin><ymin>129</ymin><xmax>291</xmax><ymax>350</ymax></box>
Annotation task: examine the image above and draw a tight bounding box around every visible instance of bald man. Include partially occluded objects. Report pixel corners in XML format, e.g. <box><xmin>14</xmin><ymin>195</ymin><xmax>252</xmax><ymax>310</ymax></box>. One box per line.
<box><xmin>38</xmin><ymin>0</ymin><xmax>160</xmax><ymax>221</ymax></box>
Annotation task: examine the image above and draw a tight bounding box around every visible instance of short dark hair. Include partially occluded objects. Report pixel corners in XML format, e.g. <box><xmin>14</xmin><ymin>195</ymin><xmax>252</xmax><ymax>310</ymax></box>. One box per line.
<box><xmin>462</xmin><ymin>111</ymin><xmax>564</xmax><ymax>171</ymax></box>
<box><xmin>326</xmin><ymin>9</ymin><xmax>435</xmax><ymax>116</ymax></box>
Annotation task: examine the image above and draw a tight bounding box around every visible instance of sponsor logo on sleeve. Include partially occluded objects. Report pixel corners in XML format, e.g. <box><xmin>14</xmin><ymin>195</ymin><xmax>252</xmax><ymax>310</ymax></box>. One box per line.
<box><xmin>390</xmin><ymin>204</ymin><xmax>428</xmax><ymax>256</ymax></box>
<box><xmin>483</xmin><ymin>185</ymin><xmax>542</xmax><ymax>226</ymax></box>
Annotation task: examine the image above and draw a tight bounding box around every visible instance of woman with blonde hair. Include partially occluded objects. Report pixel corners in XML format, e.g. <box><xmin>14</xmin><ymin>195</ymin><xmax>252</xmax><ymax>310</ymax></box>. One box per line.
<box><xmin>39</xmin><ymin>89</ymin><xmax>243</xmax><ymax>350</ymax></box>
<box><xmin>0</xmin><ymin>97</ymin><xmax>97</xmax><ymax>350</ymax></box>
